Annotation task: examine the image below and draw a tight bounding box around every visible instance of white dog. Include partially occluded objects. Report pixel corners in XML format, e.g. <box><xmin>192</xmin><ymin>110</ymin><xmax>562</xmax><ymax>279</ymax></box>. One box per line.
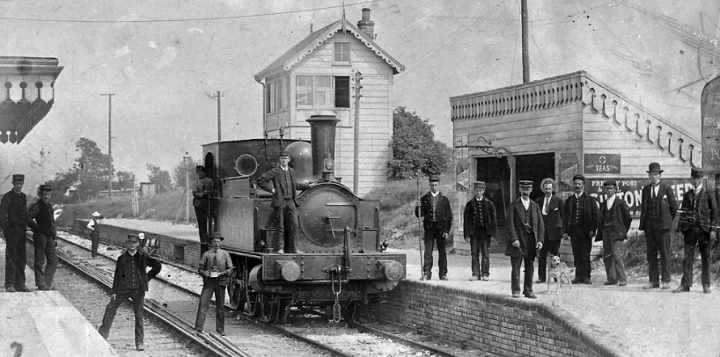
<box><xmin>547</xmin><ymin>255</ymin><xmax>572</xmax><ymax>293</ymax></box>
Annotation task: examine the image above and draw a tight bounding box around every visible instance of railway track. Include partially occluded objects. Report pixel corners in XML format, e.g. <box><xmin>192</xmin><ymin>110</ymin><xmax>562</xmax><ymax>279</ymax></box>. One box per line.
<box><xmin>53</xmin><ymin>229</ymin><xmax>477</xmax><ymax>357</ymax></box>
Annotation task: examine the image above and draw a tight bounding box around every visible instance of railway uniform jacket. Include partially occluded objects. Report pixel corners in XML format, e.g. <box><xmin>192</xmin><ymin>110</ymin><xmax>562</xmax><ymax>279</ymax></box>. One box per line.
<box><xmin>0</xmin><ymin>189</ymin><xmax>27</xmax><ymax>229</ymax></box>
<box><xmin>679</xmin><ymin>186</ymin><xmax>718</xmax><ymax>234</ymax></box>
<box><xmin>639</xmin><ymin>182</ymin><xmax>678</xmax><ymax>231</ymax></box>
<box><xmin>415</xmin><ymin>192</ymin><xmax>453</xmax><ymax>235</ymax></box>
<box><xmin>256</xmin><ymin>167</ymin><xmax>309</xmax><ymax>208</ymax></box>
<box><xmin>505</xmin><ymin>198</ymin><xmax>544</xmax><ymax>258</ymax></box>
<box><xmin>596</xmin><ymin>196</ymin><xmax>632</xmax><ymax>242</ymax></box>
<box><xmin>111</xmin><ymin>249</ymin><xmax>161</xmax><ymax>294</ymax></box>
<box><xmin>534</xmin><ymin>195</ymin><xmax>564</xmax><ymax>241</ymax></box>
<box><xmin>192</xmin><ymin>177</ymin><xmax>214</xmax><ymax>208</ymax></box>
<box><xmin>463</xmin><ymin>197</ymin><xmax>497</xmax><ymax>238</ymax></box>
<box><xmin>562</xmin><ymin>193</ymin><xmax>599</xmax><ymax>237</ymax></box>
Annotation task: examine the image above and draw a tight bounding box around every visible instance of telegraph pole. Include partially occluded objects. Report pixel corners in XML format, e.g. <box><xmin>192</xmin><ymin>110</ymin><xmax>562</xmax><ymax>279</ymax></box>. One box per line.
<box><xmin>521</xmin><ymin>0</ymin><xmax>530</xmax><ymax>83</ymax></box>
<box><xmin>101</xmin><ymin>94</ymin><xmax>114</xmax><ymax>198</ymax></box>
<box><xmin>213</xmin><ymin>91</ymin><xmax>223</xmax><ymax>143</ymax></box>
<box><xmin>353</xmin><ymin>71</ymin><xmax>363</xmax><ymax>195</ymax></box>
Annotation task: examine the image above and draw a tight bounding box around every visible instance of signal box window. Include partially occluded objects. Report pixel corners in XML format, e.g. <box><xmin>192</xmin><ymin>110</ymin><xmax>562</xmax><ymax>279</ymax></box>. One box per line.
<box><xmin>265</xmin><ymin>77</ymin><xmax>289</xmax><ymax>114</ymax></box>
<box><xmin>296</xmin><ymin>75</ymin><xmax>350</xmax><ymax>108</ymax></box>
<box><xmin>334</xmin><ymin>42</ymin><xmax>351</xmax><ymax>64</ymax></box>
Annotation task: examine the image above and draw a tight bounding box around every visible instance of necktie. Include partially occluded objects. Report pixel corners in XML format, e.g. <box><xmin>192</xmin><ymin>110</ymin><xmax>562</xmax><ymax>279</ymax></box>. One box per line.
<box><xmin>543</xmin><ymin>197</ymin><xmax>549</xmax><ymax>215</ymax></box>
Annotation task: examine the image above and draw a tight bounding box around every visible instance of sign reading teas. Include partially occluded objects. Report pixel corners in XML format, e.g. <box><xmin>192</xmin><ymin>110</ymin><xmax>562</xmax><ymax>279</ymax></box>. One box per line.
<box><xmin>584</xmin><ymin>154</ymin><xmax>621</xmax><ymax>174</ymax></box>
<box><xmin>702</xmin><ymin>77</ymin><xmax>720</xmax><ymax>174</ymax></box>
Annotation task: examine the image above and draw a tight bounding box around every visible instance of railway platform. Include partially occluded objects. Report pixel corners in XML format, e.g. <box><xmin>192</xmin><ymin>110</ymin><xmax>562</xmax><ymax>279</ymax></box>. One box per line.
<box><xmin>0</xmin><ymin>237</ymin><xmax>119</xmax><ymax>357</ymax></box>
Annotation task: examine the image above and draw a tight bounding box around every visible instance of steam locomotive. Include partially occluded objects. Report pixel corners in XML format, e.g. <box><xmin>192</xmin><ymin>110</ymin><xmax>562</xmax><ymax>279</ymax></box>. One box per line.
<box><xmin>200</xmin><ymin>115</ymin><xmax>406</xmax><ymax>323</ymax></box>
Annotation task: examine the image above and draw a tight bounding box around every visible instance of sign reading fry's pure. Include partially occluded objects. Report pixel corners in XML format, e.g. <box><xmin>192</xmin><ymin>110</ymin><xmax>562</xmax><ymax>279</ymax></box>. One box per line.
<box><xmin>584</xmin><ymin>154</ymin><xmax>621</xmax><ymax>174</ymax></box>
<box><xmin>701</xmin><ymin>77</ymin><xmax>720</xmax><ymax>174</ymax></box>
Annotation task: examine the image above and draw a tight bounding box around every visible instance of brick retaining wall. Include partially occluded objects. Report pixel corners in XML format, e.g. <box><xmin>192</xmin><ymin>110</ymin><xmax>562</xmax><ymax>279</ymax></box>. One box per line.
<box><xmin>369</xmin><ymin>281</ymin><xmax>621</xmax><ymax>357</ymax></box>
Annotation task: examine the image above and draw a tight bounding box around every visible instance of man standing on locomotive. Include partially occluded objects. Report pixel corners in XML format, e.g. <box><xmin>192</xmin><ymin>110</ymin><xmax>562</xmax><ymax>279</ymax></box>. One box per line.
<box><xmin>193</xmin><ymin>165</ymin><xmax>214</xmax><ymax>256</ymax></box>
<box><xmin>194</xmin><ymin>233</ymin><xmax>233</xmax><ymax>336</ymax></box>
<box><xmin>415</xmin><ymin>176</ymin><xmax>453</xmax><ymax>281</ymax></box>
<box><xmin>257</xmin><ymin>150</ymin><xmax>311</xmax><ymax>254</ymax></box>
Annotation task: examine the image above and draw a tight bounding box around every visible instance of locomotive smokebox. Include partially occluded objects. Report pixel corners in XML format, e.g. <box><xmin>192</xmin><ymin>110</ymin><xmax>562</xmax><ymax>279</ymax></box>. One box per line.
<box><xmin>307</xmin><ymin>115</ymin><xmax>340</xmax><ymax>182</ymax></box>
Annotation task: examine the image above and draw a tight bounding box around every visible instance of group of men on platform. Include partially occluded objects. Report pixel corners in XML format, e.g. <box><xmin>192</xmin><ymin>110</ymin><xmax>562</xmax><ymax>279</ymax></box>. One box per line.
<box><xmin>416</xmin><ymin>162</ymin><xmax>716</xmax><ymax>299</ymax></box>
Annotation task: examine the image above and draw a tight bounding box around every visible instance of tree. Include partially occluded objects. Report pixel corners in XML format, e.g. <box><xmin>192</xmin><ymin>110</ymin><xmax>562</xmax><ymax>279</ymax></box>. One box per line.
<box><xmin>387</xmin><ymin>107</ymin><xmax>449</xmax><ymax>180</ymax></box>
<box><xmin>147</xmin><ymin>164</ymin><xmax>172</xmax><ymax>193</ymax></box>
<box><xmin>114</xmin><ymin>171</ymin><xmax>135</xmax><ymax>190</ymax></box>
<box><xmin>172</xmin><ymin>157</ymin><xmax>198</xmax><ymax>188</ymax></box>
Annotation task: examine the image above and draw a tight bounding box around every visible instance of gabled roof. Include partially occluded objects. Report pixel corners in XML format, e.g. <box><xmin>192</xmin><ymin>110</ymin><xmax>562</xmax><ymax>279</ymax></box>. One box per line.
<box><xmin>254</xmin><ymin>18</ymin><xmax>404</xmax><ymax>81</ymax></box>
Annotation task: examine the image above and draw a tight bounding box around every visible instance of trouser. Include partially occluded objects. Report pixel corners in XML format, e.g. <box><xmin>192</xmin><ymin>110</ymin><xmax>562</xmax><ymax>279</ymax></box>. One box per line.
<box><xmin>644</xmin><ymin>226</ymin><xmax>671</xmax><ymax>284</ymax></box>
<box><xmin>195</xmin><ymin>205</ymin><xmax>209</xmax><ymax>255</ymax></box>
<box><xmin>194</xmin><ymin>278</ymin><xmax>226</xmax><ymax>333</ymax></box>
<box><xmin>99</xmin><ymin>288</ymin><xmax>145</xmax><ymax>346</ymax></box>
<box><xmin>511</xmin><ymin>255</ymin><xmax>536</xmax><ymax>295</ymax></box>
<box><xmin>275</xmin><ymin>198</ymin><xmax>298</xmax><ymax>252</ymax></box>
<box><xmin>470</xmin><ymin>231</ymin><xmax>491</xmax><ymax>277</ymax></box>
<box><xmin>33</xmin><ymin>232</ymin><xmax>58</xmax><ymax>288</ymax></box>
<box><xmin>537</xmin><ymin>238</ymin><xmax>562</xmax><ymax>281</ymax></box>
<box><xmin>3</xmin><ymin>224</ymin><xmax>27</xmax><ymax>289</ymax></box>
<box><xmin>91</xmin><ymin>231</ymin><xmax>100</xmax><ymax>258</ymax></box>
<box><xmin>602</xmin><ymin>237</ymin><xmax>627</xmax><ymax>284</ymax></box>
<box><xmin>680</xmin><ymin>228</ymin><xmax>710</xmax><ymax>288</ymax></box>
<box><xmin>423</xmin><ymin>226</ymin><xmax>447</xmax><ymax>279</ymax></box>
<box><xmin>568</xmin><ymin>226</ymin><xmax>592</xmax><ymax>281</ymax></box>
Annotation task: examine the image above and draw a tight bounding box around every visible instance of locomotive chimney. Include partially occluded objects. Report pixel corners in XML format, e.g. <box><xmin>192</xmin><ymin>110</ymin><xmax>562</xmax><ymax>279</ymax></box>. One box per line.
<box><xmin>307</xmin><ymin>115</ymin><xmax>339</xmax><ymax>182</ymax></box>
<box><xmin>357</xmin><ymin>8</ymin><xmax>375</xmax><ymax>39</ymax></box>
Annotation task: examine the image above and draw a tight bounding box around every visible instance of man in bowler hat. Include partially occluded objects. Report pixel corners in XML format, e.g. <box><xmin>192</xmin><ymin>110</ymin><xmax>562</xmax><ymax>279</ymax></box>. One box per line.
<box><xmin>639</xmin><ymin>162</ymin><xmax>678</xmax><ymax>289</ymax></box>
<box><xmin>27</xmin><ymin>184</ymin><xmax>59</xmax><ymax>291</ymax></box>
<box><xmin>257</xmin><ymin>150</ymin><xmax>312</xmax><ymax>254</ymax></box>
<box><xmin>415</xmin><ymin>176</ymin><xmax>453</xmax><ymax>280</ymax></box>
<box><xmin>463</xmin><ymin>181</ymin><xmax>497</xmax><ymax>281</ymax></box>
<box><xmin>563</xmin><ymin>174</ymin><xmax>599</xmax><ymax>284</ymax></box>
<box><xmin>505</xmin><ymin>180</ymin><xmax>544</xmax><ymax>298</ymax></box>
<box><xmin>674</xmin><ymin>167</ymin><xmax>716</xmax><ymax>293</ymax></box>
<box><xmin>535</xmin><ymin>178</ymin><xmax>564</xmax><ymax>283</ymax></box>
<box><xmin>596</xmin><ymin>180</ymin><xmax>632</xmax><ymax>286</ymax></box>
<box><xmin>193</xmin><ymin>165</ymin><xmax>214</xmax><ymax>256</ymax></box>
<box><xmin>194</xmin><ymin>232</ymin><xmax>234</xmax><ymax>336</ymax></box>
<box><xmin>99</xmin><ymin>234</ymin><xmax>161</xmax><ymax>351</ymax></box>
<box><xmin>0</xmin><ymin>174</ymin><xmax>30</xmax><ymax>292</ymax></box>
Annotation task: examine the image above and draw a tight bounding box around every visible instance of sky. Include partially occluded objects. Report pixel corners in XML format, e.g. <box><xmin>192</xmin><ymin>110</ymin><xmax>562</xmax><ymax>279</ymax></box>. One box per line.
<box><xmin>1</xmin><ymin>0</ymin><xmax>719</xmax><ymax>192</ymax></box>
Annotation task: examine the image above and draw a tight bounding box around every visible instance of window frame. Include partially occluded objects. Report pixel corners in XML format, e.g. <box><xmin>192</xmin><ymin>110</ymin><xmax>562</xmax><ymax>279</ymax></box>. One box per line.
<box><xmin>296</xmin><ymin>75</ymin><xmax>351</xmax><ymax>109</ymax></box>
<box><xmin>333</xmin><ymin>42</ymin><xmax>351</xmax><ymax>65</ymax></box>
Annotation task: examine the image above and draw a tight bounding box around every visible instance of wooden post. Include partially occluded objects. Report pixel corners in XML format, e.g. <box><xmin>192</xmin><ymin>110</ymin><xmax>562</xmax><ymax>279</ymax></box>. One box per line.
<box><xmin>521</xmin><ymin>0</ymin><xmax>530</xmax><ymax>83</ymax></box>
<box><xmin>353</xmin><ymin>71</ymin><xmax>363</xmax><ymax>195</ymax></box>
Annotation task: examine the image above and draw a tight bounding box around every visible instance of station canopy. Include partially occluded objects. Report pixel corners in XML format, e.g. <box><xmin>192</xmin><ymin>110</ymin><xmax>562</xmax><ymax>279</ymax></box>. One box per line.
<box><xmin>0</xmin><ymin>56</ymin><xmax>63</xmax><ymax>144</ymax></box>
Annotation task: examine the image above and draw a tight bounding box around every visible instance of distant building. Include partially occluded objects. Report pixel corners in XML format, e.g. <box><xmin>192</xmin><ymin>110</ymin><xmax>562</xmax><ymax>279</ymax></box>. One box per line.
<box><xmin>254</xmin><ymin>9</ymin><xmax>404</xmax><ymax>196</ymax></box>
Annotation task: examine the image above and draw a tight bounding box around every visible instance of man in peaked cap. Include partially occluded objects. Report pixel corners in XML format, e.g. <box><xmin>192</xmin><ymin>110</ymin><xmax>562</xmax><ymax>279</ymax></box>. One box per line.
<box><xmin>505</xmin><ymin>180</ymin><xmax>544</xmax><ymax>298</ymax></box>
<box><xmin>535</xmin><ymin>178</ymin><xmax>565</xmax><ymax>284</ymax></box>
<box><xmin>639</xmin><ymin>162</ymin><xmax>678</xmax><ymax>290</ymax></box>
<box><xmin>415</xmin><ymin>176</ymin><xmax>453</xmax><ymax>280</ymax></box>
<box><xmin>463</xmin><ymin>181</ymin><xmax>497</xmax><ymax>281</ymax></box>
<box><xmin>193</xmin><ymin>165</ymin><xmax>214</xmax><ymax>256</ymax></box>
<box><xmin>257</xmin><ymin>150</ymin><xmax>312</xmax><ymax>254</ymax></box>
<box><xmin>0</xmin><ymin>174</ymin><xmax>31</xmax><ymax>292</ymax></box>
<box><xmin>562</xmin><ymin>174</ymin><xmax>599</xmax><ymax>284</ymax></box>
<box><xmin>27</xmin><ymin>184</ymin><xmax>59</xmax><ymax>291</ymax></box>
<box><xmin>596</xmin><ymin>180</ymin><xmax>632</xmax><ymax>287</ymax></box>
<box><xmin>674</xmin><ymin>167</ymin><xmax>717</xmax><ymax>293</ymax></box>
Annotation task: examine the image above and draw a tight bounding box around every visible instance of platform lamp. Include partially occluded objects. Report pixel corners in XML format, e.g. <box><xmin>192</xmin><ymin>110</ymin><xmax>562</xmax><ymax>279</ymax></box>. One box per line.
<box><xmin>184</xmin><ymin>152</ymin><xmax>191</xmax><ymax>223</ymax></box>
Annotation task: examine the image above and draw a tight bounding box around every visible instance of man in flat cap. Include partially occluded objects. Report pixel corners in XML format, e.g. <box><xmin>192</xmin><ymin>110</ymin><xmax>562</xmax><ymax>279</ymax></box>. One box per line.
<box><xmin>99</xmin><ymin>234</ymin><xmax>162</xmax><ymax>351</ymax></box>
<box><xmin>193</xmin><ymin>165</ymin><xmax>214</xmax><ymax>256</ymax></box>
<box><xmin>562</xmin><ymin>174</ymin><xmax>599</xmax><ymax>284</ymax></box>
<box><xmin>534</xmin><ymin>178</ymin><xmax>564</xmax><ymax>283</ymax></box>
<box><xmin>463</xmin><ymin>181</ymin><xmax>497</xmax><ymax>281</ymax></box>
<box><xmin>27</xmin><ymin>184</ymin><xmax>59</xmax><ymax>291</ymax></box>
<box><xmin>257</xmin><ymin>150</ymin><xmax>312</xmax><ymax>254</ymax></box>
<box><xmin>596</xmin><ymin>181</ymin><xmax>632</xmax><ymax>286</ymax></box>
<box><xmin>0</xmin><ymin>174</ymin><xmax>30</xmax><ymax>292</ymax></box>
<box><xmin>674</xmin><ymin>167</ymin><xmax>716</xmax><ymax>293</ymax></box>
<box><xmin>505</xmin><ymin>180</ymin><xmax>544</xmax><ymax>298</ymax></box>
<box><xmin>416</xmin><ymin>176</ymin><xmax>453</xmax><ymax>280</ymax></box>
<box><xmin>639</xmin><ymin>162</ymin><xmax>678</xmax><ymax>289</ymax></box>
<box><xmin>194</xmin><ymin>232</ymin><xmax>233</xmax><ymax>336</ymax></box>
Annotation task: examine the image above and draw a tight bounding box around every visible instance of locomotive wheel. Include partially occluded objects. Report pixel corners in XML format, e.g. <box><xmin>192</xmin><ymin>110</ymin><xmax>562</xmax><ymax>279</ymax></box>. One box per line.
<box><xmin>227</xmin><ymin>269</ymin><xmax>244</xmax><ymax>311</ymax></box>
<box><xmin>247</xmin><ymin>292</ymin><xmax>261</xmax><ymax>317</ymax></box>
<box><xmin>259</xmin><ymin>295</ymin><xmax>282</xmax><ymax>323</ymax></box>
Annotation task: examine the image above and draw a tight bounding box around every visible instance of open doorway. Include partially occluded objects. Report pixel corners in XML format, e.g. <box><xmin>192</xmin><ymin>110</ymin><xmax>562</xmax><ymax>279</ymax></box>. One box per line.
<box><xmin>515</xmin><ymin>153</ymin><xmax>555</xmax><ymax>201</ymax></box>
<box><xmin>475</xmin><ymin>157</ymin><xmax>510</xmax><ymax>250</ymax></box>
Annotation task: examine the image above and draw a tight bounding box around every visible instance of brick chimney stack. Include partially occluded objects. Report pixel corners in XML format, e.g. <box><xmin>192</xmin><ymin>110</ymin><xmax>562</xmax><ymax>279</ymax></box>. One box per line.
<box><xmin>357</xmin><ymin>8</ymin><xmax>375</xmax><ymax>39</ymax></box>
